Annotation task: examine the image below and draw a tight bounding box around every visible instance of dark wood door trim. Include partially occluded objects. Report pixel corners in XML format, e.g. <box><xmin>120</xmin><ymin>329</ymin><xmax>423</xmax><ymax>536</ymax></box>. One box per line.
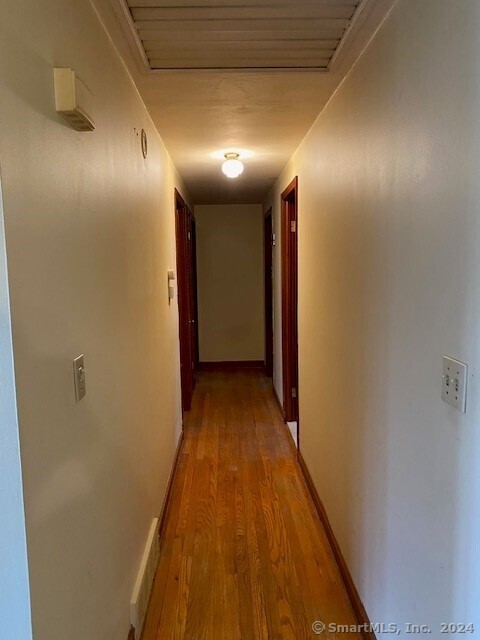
<box><xmin>191</xmin><ymin>217</ymin><xmax>200</xmax><ymax>369</ymax></box>
<box><xmin>281</xmin><ymin>176</ymin><xmax>299</xmax><ymax>427</ymax></box>
<box><xmin>264</xmin><ymin>208</ymin><xmax>274</xmax><ymax>378</ymax></box>
<box><xmin>174</xmin><ymin>189</ymin><xmax>196</xmax><ymax>413</ymax></box>
<box><xmin>185</xmin><ymin>204</ymin><xmax>197</xmax><ymax>394</ymax></box>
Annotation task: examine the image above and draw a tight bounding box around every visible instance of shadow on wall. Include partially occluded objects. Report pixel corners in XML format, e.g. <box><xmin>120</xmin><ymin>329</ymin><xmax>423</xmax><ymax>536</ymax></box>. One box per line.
<box><xmin>299</xmin><ymin>155</ymin><xmax>476</xmax><ymax>630</ymax></box>
<box><xmin>10</xmin><ymin>283</ymin><xmax>162</xmax><ymax>639</ymax></box>
<box><xmin>10</xmin><ymin>208</ymin><xmax>180</xmax><ymax>639</ymax></box>
<box><xmin>276</xmin><ymin>0</ymin><xmax>480</xmax><ymax>632</ymax></box>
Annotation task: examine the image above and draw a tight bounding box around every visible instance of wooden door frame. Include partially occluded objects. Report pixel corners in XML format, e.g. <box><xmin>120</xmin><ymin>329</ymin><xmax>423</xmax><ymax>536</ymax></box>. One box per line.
<box><xmin>174</xmin><ymin>189</ymin><xmax>196</xmax><ymax>413</ymax></box>
<box><xmin>185</xmin><ymin>204</ymin><xmax>197</xmax><ymax>394</ymax></box>
<box><xmin>264</xmin><ymin>208</ymin><xmax>274</xmax><ymax>377</ymax></box>
<box><xmin>191</xmin><ymin>216</ymin><xmax>200</xmax><ymax>369</ymax></box>
<box><xmin>281</xmin><ymin>177</ymin><xmax>299</xmax><ymax>426</ymax></box>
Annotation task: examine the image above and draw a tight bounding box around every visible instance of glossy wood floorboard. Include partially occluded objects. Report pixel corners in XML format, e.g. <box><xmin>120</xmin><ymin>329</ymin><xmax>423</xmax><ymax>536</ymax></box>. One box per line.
<box><xmin>142</xmin><ymin>369</ymin><xmax>361</xmax><ymax>640</ymax></box>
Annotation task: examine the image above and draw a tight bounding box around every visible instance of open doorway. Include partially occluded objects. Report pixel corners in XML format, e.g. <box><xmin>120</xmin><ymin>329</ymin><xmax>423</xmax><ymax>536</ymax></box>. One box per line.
<box><xmin>174</xmin><ymin>189</ymin><xmax>198</xmax><ymax>413</ymax></box>
<box><xmin>281</xmin><ymin>177</ymin><xmax>299</xmax><ymax>430</ymax></box>
<box><xmin>264</xmin><ymin>208</ymin><xmax>273</xmax><ymax>377</ymax></box>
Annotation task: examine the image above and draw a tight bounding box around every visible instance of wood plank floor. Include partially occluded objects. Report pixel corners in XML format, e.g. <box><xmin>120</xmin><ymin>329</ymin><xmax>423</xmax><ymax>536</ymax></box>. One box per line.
<box><xmin>142</xmin><ymin>368</ymin><xmax>361</xmax><ymax>640</ymax></box>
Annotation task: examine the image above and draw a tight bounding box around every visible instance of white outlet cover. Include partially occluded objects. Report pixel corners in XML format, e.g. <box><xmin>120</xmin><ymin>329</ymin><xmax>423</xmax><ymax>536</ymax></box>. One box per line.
<box><xmin>442</xmin><ymin>356</ymin><xmax>467</xmax><ymax>413</ymax></box>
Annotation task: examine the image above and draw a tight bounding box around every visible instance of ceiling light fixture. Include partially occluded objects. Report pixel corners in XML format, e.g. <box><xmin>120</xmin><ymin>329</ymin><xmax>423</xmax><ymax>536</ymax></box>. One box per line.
<box><xmin>222</xmin><ymin>152</ymin><xmax>244</xmax><ymax>179</ymax></box>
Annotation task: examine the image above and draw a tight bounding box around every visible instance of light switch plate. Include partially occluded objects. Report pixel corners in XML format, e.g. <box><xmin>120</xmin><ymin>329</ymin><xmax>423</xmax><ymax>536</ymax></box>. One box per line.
<box><xmin>442</xmin><ymin>356</ymin><xmax>467</xmax><ymax>413</ymax></box>
<box><xmin>73</xmin><ymin>354</ymin><xmax>86</xmax><ymax>402</ymax></box>
<box><xmin>167</xmin><ymin>269</ymin><xmax>175</xmax><ymax>302</ymax></box>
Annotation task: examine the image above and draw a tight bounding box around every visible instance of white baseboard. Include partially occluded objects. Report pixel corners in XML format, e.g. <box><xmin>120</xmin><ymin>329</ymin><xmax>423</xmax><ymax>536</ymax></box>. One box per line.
<box><xmin>130</xmin><ymin>518</ymin><xmax>160</xmax><ymax>638</ymax></box>
<box><xmin>287</xmin><ymin>421</ymin><xmax>298</xmax><ymax>447</ymax></box>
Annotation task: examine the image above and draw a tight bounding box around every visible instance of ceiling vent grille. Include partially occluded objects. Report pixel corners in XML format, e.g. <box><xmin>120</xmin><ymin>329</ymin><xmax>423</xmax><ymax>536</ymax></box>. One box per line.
<box><xmin>111</xmin><ymin>0</ymin><xmax>376</xmax><ymax>72</ymax></box>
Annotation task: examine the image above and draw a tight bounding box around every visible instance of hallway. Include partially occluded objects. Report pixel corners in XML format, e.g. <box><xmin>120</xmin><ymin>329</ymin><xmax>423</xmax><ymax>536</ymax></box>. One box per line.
<box><xmin>4</xmin><ymin>1</ymin><xmax>480</xmax><ymax>639</ymax></box>
<box><xmin>142</xmin><ymin>369</ymin><xmax>360</xmax><ymax>640</ymax></box>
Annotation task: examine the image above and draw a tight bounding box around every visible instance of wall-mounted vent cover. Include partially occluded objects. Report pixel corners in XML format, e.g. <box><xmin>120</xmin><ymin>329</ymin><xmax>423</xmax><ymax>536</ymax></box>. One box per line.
<box><xmin>54</xmin><ymin>68</ymin><xmax>95</xmax><ymax>131</ymax></box>
<box><xmin>111</xmin><ymin>0</ymin><xmax>375</xmax><ymax>72</ymax></box>
<box><xmin>130</xmin><ymin>518</ymin><xmax>160</xmax><ymax>639</ymax></box>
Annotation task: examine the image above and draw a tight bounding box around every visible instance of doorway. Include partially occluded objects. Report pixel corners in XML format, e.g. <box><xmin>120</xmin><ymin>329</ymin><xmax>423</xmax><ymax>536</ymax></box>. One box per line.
<box><xmin>174</xmin><ymin>189</ymin><xmax>198</xmax><ymax>413</ymax></box>
<box><xmin>281</xmin><ymin>177</ymin><xmax>299</xmax><ymax>426</ymax></box>
<box><xmin>264</xmin><ymin>208</ymin><xmax>273</xmax><ymax>377</ymax></box>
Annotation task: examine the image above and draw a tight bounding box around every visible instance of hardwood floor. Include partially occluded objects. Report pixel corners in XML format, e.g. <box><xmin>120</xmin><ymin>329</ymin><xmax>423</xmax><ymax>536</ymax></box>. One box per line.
<box><xmin>142</xmin><ymin>368</ymin><xmax>361</xmax><ymax>640</ymax></box>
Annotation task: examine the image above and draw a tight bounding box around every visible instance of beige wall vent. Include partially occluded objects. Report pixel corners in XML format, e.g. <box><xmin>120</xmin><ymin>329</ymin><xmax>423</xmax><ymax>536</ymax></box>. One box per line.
<box><xmin>54</xmin><ymin>68</ymin><xmax>95</xmax><ymax>131</ymax></box>
<box><xmin>111</xmin><ymin>0</ymin><xmax>379</xmax><ymax>72</ymax></box>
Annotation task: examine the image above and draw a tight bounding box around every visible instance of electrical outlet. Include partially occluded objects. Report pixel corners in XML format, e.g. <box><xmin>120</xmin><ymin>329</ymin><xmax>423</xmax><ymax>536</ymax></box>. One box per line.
<box><xmin>73</xmin><ymin>355</ymin><xmax>86</xmax><ymax>402</ymax></box>
<box><xmin>442</xmin><ymin>356</ymin><xmax>467</xmax><ymax>413</ymax></box>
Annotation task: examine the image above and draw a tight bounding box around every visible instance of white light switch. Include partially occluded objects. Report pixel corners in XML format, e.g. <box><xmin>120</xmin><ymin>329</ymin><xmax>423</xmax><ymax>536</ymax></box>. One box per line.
<box><xmin>442</xmin><ymin>356</ymin><xmax>467</xmax><ymax>413</ymax></box>
<box><xmin>73</xmin><ymin>354</ymin><xmax>86</xmax><ymax>402</ymax></box>
<box><xmin>167</xmin><ymin>269</ymin><xmax>175</xmax><ymax>303</ymax></box>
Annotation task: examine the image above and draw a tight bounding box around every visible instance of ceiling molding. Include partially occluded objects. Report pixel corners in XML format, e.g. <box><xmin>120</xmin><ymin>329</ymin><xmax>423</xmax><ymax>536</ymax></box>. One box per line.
<box><xmin>109</xmin><ymin>0</ymin><xmax>151</xmax><ymax>74</ymax></box>
<box><xmin>328</xmin><ymin>0</ymin><xmax>371</xmax><ymax>71</ymax></box>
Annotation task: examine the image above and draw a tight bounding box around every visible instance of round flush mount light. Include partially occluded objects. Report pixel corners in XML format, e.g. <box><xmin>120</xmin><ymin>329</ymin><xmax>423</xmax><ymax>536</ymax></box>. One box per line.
<box><xmin>222</xmin><ymin>152</ymin><xmax>244</xmax><ymax>179</ymax></box>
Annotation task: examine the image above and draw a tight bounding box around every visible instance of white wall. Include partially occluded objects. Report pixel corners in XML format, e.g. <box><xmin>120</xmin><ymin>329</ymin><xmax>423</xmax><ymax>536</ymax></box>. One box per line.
<box><xmin>195</xmin><ymin>204</ymin><xmax>264</xmax><ymax>362</ymax></box>
<box><xmin>265</xmin><ymin>0</ymin><xmax>480</xmax><ymax>634</ymax></box>
<box><xmin>0</xmin><ymin>179</ymin><xmax>33</xmax><ymax>640</ymax></box>
<box><xmin>0</xmin><ymin>1</ymin><xmax>188</xmax><ymax>639</ymax></box>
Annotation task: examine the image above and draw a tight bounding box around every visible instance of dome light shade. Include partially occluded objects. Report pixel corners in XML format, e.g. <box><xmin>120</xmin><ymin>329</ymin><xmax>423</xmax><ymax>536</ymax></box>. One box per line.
<box><xmin>222</xmin><ymin>153</ymin><xmax>244</xmax><ymax>179</ymax></box>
